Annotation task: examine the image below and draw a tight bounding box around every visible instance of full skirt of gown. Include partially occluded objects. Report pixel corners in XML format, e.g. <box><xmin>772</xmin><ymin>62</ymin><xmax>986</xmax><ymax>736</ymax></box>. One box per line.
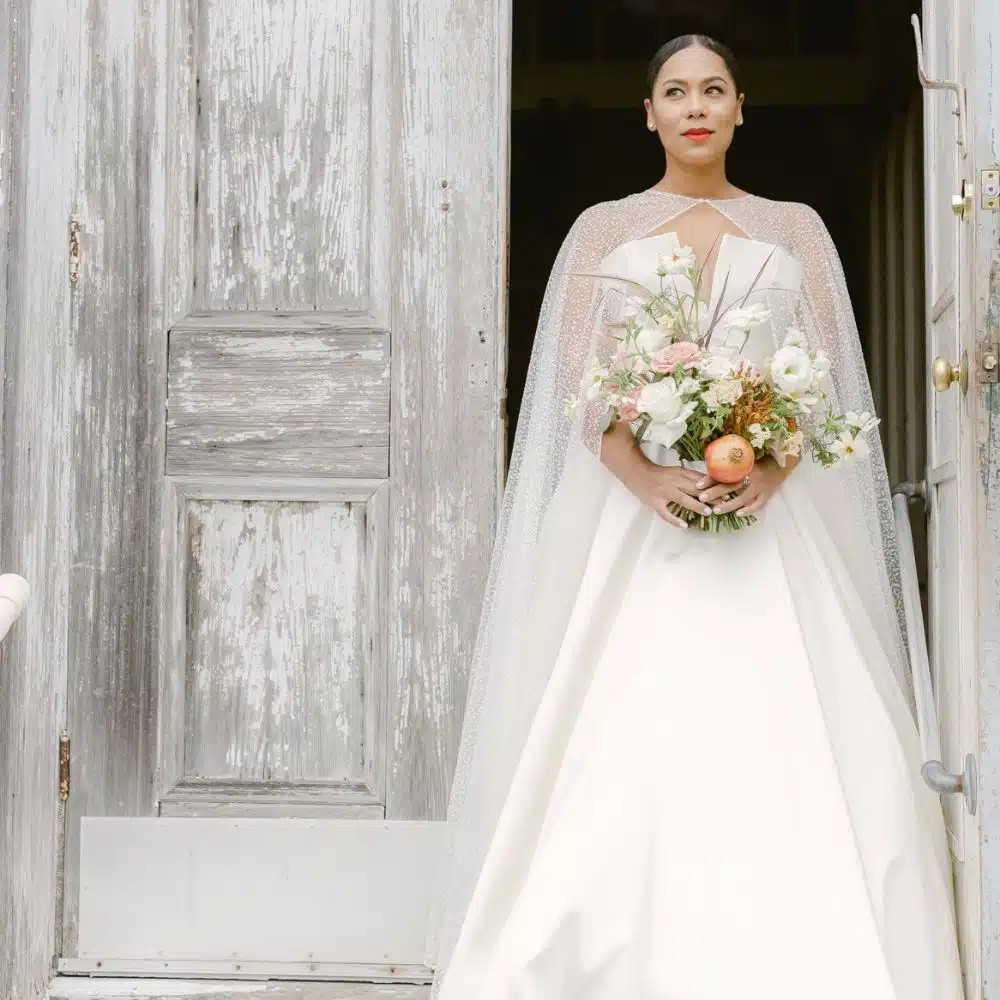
<box><xmin>436</xmin><ymin>451</ymin><xmax>965</xmax><ymax>1000</ymax></box>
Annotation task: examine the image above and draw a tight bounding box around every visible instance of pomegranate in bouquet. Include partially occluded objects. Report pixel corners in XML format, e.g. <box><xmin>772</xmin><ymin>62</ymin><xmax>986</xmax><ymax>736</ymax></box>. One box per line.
<box><xmin>704</xmin><ymin>434</ymin><xmax>754</xmax><ymax>484</ymax></box>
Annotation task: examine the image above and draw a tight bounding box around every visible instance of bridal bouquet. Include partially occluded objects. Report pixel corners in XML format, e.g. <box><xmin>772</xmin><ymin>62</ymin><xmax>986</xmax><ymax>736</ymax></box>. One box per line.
<box><xmin>570</xmin><ymin>244</ymin><xmax>880</xmax><ymax>532</ymax></box>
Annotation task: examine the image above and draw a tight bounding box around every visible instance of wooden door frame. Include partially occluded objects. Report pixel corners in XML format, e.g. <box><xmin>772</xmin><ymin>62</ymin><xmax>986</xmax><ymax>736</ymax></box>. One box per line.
<box><xmin>972</xmin><ymin>0</ymin><xmax>1000</xmax><ymax>993</ymax></box>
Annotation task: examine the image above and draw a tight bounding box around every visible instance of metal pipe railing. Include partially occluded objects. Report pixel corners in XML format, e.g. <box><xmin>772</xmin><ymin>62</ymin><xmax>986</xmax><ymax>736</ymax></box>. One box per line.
<box><xmin>891</xmin><ymin>486</ymin><xmax>976</xmax><ymax>814</ymax></box>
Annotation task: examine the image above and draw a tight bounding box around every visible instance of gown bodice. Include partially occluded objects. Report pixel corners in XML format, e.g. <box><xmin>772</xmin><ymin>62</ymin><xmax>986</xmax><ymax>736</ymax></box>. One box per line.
<box><xmin>597</xmin><ymin>230</ymin><xmax>805</xmax><ymax>369</ymax></box>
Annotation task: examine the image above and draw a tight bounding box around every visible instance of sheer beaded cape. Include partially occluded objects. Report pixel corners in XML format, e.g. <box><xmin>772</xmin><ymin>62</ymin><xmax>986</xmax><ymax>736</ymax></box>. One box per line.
<box><xmin>425</xmin><ymin>190</ymin><xmax>916</xmax><ymax>990</ymax></box>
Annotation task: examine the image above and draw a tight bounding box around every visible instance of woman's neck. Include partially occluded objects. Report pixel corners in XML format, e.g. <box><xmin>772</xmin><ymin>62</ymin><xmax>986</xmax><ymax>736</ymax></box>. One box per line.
<box><xmin>650</xmin><ymin>162</ymin><xmax>741</xmax><ymax>200</ymax></box>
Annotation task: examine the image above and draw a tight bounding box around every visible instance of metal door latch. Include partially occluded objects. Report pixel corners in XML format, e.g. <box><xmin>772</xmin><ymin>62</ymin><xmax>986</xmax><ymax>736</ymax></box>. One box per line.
<box><xmin>983</xmin><ymin>169</ymin><xmax>1000</xmax><ymax>211</ymax></box>
<box><xmin>978</xmin><ymin>341</ymin><xmax>999</xmax><ymax>383</ymax></box>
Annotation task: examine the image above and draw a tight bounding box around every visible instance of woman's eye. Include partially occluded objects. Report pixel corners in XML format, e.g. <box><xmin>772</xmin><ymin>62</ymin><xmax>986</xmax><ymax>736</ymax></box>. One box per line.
<box><xmin>665</xmin><ymin>87</ymin><xmax>684</xmax><ymax>98</ymax></box>
<box><xmin>706</xmin><ymin>85</ymin><xmax>724</xmax><ymax>95</ymax></box>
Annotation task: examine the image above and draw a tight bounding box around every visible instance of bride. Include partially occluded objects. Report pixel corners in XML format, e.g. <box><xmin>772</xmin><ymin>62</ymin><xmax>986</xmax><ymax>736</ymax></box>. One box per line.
<box><xmin>426</xmin><ymin>33</ymin><xmax>965</xmax><ymax>999</ymax></box>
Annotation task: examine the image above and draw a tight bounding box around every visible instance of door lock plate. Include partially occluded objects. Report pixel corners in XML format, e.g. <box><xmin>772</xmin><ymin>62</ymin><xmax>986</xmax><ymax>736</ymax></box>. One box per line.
<box><xmin>984</xmin><ymin>168</ymin><xmax>1000</xmax><ymax>211</ymax></box>
<box><xmin>978</xmin><ymin>340</ymin><xmax>999</xmax><ymax>383</ymax></box>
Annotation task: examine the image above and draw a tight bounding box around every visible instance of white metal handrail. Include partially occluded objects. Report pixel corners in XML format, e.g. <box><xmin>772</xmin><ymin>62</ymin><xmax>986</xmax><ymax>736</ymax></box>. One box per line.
<box><xmin>891</xmin><ymin>488</ymin><xmax>976</xmax><ymax>814</ymax></box>
<box><xmin>0</xmin><ymin>574</ymin><xmax>28</xmax><ymax>643</ymax></box>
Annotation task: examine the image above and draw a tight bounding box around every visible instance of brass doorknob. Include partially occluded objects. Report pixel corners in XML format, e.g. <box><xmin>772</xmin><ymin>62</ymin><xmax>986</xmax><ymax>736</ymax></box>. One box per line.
<box><xmin>931</xmin><ymin>352</ymin><xmax>968</xmax><ymax>393</ymax></box>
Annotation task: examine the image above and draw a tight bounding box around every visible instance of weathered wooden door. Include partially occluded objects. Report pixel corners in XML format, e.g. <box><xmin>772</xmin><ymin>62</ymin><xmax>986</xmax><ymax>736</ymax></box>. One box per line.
<box><xmin>57</xmin><ymin>0</ymin><xmax>508</xmax><ymax>980</ymax></box>
<box><xmin>918</xmin><ymin>2</ymin><xmax>981</xmax><ymax>997</ymax></box>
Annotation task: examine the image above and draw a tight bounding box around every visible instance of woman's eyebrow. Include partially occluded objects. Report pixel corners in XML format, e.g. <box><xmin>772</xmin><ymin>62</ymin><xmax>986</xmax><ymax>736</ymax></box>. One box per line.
<box><xmin>661</xmin><ymin>76</ymin><xmax>728</xmax><ymax>87</ymax></box>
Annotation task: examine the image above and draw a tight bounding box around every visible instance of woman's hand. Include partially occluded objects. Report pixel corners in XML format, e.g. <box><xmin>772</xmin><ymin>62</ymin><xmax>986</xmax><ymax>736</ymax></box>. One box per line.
<box><xmin>600</xmin><ymin>420</ymin><xmax>715</xmax><ymax>529</ymax></box>
<box><xmin>695</xmin><ymin>454</ymin><xmax>799</xmax><ymax>518</ymax></box>
<box><xmin>632</xmin><ymin>464</ymin><xmax>717</xmax><ymax>529</ymax></box>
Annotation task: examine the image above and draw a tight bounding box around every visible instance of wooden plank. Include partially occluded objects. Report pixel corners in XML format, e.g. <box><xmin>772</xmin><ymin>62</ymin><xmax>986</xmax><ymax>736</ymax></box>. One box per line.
<box><xmin>48</xmin><ymin>980</ymin><xmax>430</xmax><ymax>1000</ymax></box>
<box><xmin>159</xmin><ymin>779</ymin><xmax>383</xmax><ymax>819</ymax></box>
<box><xmin>193</xmin><ymin>0</ymin><xmax>373</xmax><ymax>311</ymax></box>
<box><xmin>0</xmin><ymin>0</ymin><xmax>81</xmax><ymax>995</ymax></box>
<box><xmin>171</xmin><ymin>311</ymin><xmax>379</xmax><ymax>332</ymax></box>
<box><xmin>184</xmin><ymin>500</ymin><xmax>370</xmax><ymax>784</ymax></box>
<box><xmin>61</xmin><ymin>0</ymin><xmax>162</xmax><ymax>959</ymax></box>
<box><xmin>384</xmin><ymin>0</ymin><xmax>505</xmax><ymax>822</ymax></box>
<box><xmin>75</xmin><ymin>819</ymin><xmax>443</xmax><ymax>967</ymax></box>
<box><xmin>166</xmin><ymin>329</ymin><xmax>390</xmax><ymax>479</ymax></box>
<box><xmin>973</xmin><ymin>2</ymin><xmax>1000</xmax><ymax>989</ymax></box>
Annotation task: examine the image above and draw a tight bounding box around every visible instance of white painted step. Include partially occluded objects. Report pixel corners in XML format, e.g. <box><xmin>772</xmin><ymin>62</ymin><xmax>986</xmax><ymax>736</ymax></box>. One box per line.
<box><xmin>47</xmin><ymin>980</ymin><xmax>431</xmax><ymax>1000</ymax></box>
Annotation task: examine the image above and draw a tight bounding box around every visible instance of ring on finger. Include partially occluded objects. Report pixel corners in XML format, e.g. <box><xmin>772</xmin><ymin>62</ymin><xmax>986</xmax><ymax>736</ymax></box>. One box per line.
<box><xmin>741</xmin><ymin>474</ymin><xmax>751</xmax><ymax>489</ymax></box>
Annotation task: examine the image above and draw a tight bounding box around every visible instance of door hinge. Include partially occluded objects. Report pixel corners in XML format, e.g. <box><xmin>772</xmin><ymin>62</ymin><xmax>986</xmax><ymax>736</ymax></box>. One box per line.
<box><xmin>58</xmin><ymin>731</ymin><xmax>70</xmax><ymax>801</ymax></box>
<box><xmin>978</xmin><ymin>341</ymin><xmax>999</xmax><ymax>384</ymax></box>
<box><xmin>69</xmin><ymin>215</ymin><xmax>81</xmax><ymax>283</ymax></box>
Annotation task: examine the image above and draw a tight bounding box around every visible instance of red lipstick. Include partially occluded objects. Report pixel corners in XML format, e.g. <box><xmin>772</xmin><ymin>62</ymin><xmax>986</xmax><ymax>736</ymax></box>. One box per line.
<box><xmin>682</xmin><ymin>128</ymin><xmax>713</xmax><ymax>141</ymax></box>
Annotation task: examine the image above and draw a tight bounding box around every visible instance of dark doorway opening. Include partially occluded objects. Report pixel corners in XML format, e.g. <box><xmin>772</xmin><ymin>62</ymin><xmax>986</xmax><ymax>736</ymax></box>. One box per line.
<box><xmin>507</xmin><ymin>0</ymin><xmax>926</xmax><ymax>500</ymax></box>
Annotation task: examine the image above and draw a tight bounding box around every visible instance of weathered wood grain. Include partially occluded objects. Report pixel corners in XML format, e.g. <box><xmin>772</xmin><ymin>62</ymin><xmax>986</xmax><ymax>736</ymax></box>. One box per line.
<box><xmin>159</xmin><ymin>778</ymin><xmax>383</xmax><ymax>818</ymax></box>
<box><xmin>51</xmin><ymin>0</ymin><xmax>507</xmax><ymax>973</ymax></box>
<box><xmin>60</xmin><ymin>0</ymin><xmax>164</xmax><ymax>960</ymax></box>
<box><xmin>167</xmin><ymin>328</ymin><xmax>390</xmax><ymax>478</ymax></box>
<box><xmin>384</xmin><ymin>0</ymin><xmax>505</xmax><ymax>822</ymax></box>
<box><xmin>0</xmin><ymin>0</ymin><xmax>80</xmax><ymax>996</ymax></box>
<box><xmin>973</xmin><ymin>6</ymin><xmax>1000</xmax><ymax>992</ymax></box>
<box><xmin>193</xmin><ymin>0</ymin><xmax>373</xmax><ymax>311</ymax></box>
<box><xmin>184</xmin><ymin>499</ymin><xmax>370</xmax><ymax>783</ymax></box>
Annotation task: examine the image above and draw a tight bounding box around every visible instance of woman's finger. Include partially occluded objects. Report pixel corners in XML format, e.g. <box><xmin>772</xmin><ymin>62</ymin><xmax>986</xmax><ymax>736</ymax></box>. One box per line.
<box><xmin>711</xmin><ymin>488</ymin><xmax>758</xmax><ymax>515</ymax></box>
<box><xmin>698</xmin><ymin>481</ymin><xmax>741</xmax><ymax>504</ymax></box>
<box><xmin>736</xmin><ymin>496</ymin><xmax>767</xmax><ymax>516</ymax></box>
<box><xmin>657</xmin><ymin>504</ymin><xmax>690</xmax><ymax>529</ymax></box>
<box><xmin>670</xmin><ymin>490</ymin><xmax>714</xmax><ymax>517</ymax></box>
<box><xmin>673</xmin><ymin>470</ymin><xmax>707</xmax><ymax>494</ymax></box>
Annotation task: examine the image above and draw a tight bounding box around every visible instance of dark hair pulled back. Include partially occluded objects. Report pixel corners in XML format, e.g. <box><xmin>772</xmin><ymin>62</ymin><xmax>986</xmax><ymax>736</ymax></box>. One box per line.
<box><xmin>646</xmin><ymin>35</ymin><xmax>742</xmax><ymax>97</ymax></box>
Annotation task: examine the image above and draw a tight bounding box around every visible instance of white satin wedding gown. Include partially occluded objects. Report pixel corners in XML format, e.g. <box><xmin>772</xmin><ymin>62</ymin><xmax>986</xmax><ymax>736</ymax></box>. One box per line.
<box><xmin>436</xmin><ymin>228</ymin><xmax>965</xmax><ymax>1000</ymax></box>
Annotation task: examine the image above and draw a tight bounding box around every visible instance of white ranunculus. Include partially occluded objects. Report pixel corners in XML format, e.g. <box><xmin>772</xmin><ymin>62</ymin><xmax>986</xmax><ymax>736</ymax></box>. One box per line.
<box><xmin>703</xmin><ymin>378</ymin><xmax>743</xmax><ymax>412</ymax></box>
<box><xmin>637</xmin><ymin>380</ymin><xmax>696</xmax><ymax>449</ymax></box>
<box><xmin>657</xmin><ymin>246</ymin><xmax>697</xmax><ymax>276</ymax></box>
<box><xmin>696</xmin><ymin>352</ymin><xmax>738</xmax><ymax>379</ymax></box>
<box><xmin>770</xmin><ymin>345</ymin><xmax>815</xmax><ymax>395</ymax></box>
<box><xmin>724</xmin><ymin>302</ymin><xmax>771</xmax><ymax>332</ymax></box>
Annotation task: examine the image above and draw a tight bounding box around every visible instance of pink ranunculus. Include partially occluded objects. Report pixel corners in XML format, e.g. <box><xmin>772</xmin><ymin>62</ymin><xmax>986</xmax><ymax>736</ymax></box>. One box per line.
<box><xmin>651</xmin><ymin>341</ymin><xmax>701</xmax><ymax>374</ymax></box>
<box><xmin>618</xmin><ymin>386</ymin><xmax>643</xmax><ymax>422</ymax></box>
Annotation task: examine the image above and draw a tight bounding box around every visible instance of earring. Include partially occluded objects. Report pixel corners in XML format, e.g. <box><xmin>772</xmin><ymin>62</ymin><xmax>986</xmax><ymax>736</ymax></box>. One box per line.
<box><xmin>647</xmin><ymin>122</ymin><xmax>656</xmax><ymax>131</ymax></box>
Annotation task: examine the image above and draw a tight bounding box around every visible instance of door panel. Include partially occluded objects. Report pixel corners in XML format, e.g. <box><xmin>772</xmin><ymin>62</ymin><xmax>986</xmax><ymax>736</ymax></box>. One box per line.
<box><xmin>62</xmin><ymin>0</ymin><xmax>506</xmax><ymax>976</ymax></box>
<box><xmin>920</xmin><ymin>2</ymin><xmax>981</xmax><ymax>998</ymax></box>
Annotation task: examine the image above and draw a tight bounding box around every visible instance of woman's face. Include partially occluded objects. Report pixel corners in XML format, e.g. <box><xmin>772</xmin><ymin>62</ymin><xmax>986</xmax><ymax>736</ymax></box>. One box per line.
<box><xmin>644</xmin><ymin>45</ymin><xmax>743</xmax><ymax>167</ymax></box>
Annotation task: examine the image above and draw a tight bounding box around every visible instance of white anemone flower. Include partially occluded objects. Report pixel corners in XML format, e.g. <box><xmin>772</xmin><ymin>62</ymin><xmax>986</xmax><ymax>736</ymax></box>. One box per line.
<box><xmin>656</xmin><ymin>245</ymin><xmax>697</xmax><ymax>277</ymax></box>
<box><xmin>831</xmin><ymin>430</ymin><xmax>871</xmax><ymax>462</ymax></box>
<box><xmin>845</xmin><ymin>410</ymin><xmax>879</xmax><ymax>434</ymax></box>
